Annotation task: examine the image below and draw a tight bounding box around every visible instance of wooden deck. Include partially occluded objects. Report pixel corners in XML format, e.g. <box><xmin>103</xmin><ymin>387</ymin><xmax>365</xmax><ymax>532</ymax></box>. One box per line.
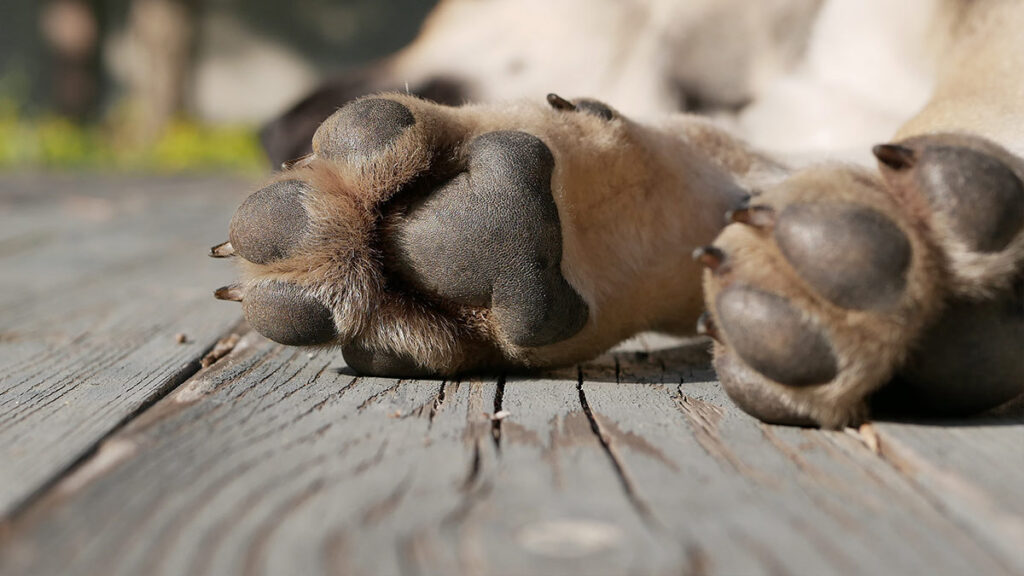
<box><xmin>1</xmin><ymin>174</ymin><xmax>1022</xmax><ymax>576</ymax></box>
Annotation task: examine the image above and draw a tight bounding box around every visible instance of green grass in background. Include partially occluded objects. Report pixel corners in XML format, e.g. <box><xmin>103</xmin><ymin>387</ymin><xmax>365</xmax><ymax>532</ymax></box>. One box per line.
<box><xmin>0</xmin><ymin>98</ymin><xmax>267</xmax><ymax>175</ymax></box>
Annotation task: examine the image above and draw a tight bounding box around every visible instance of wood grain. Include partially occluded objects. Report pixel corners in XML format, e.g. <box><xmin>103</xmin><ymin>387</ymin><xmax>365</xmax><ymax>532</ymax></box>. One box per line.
<box><xmin>1</xmin><ymin>178</ymin><xmax>1022</xmax><ymax>576</ymax></box>
<box><xmin>577</xmin><ymin>341</ymin><xmax>1020</xmax><ymax>575</ymax></box>
<box><xmin>3</xmin><ymin>329</ymin><xmax>1022</xmax><ymax>575</ymax></box>
<box><xmin>0</xmin><ymin>175</ymin><xmax>248</xmax><ymax>515</ymax></box>
<box><xmin>871</xmin><ymin>419</ymin><xmax>1024</xmax><ymax>572</ymax></box>
<box><xmin>0</xmin><ymin>331</ymin><xmax>681</xmax><ymax>576</ymax></box>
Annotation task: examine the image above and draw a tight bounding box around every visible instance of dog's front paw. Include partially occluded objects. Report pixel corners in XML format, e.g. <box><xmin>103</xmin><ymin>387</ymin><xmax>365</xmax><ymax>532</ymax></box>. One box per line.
<box><xmin>212</xmin><ymin>95</ymin><xmax>604</xmax><ymax>376</ymax></box>
<box><xmin>699</xmin><ymin>134</ymin><xmax>1024</xmax><ymax>428</ymax></box>
<box><xmin>211</xmin><ymin>93</ymin><xmax>727</xmax><ymax>377</ymax></box>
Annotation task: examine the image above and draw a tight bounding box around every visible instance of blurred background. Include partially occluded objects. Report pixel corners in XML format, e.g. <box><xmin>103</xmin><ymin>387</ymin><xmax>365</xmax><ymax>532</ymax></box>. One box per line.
<box><xmin>0</xmin><ymin>0</ymin><xmax>438</xmax><ymax>173</ymax></box>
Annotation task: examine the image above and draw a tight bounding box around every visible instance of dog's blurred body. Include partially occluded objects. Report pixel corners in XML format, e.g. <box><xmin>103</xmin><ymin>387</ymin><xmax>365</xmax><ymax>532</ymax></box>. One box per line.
<box><xmin>262</xmin><ymin>0</ymin><xmax>960</xmax><ymax>166</ymax></box>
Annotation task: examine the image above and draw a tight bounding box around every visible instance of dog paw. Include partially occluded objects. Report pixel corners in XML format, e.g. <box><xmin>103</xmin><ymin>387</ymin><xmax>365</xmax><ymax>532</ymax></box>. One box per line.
<box><xmin>213</xmin><ymin>95</ymin><xmax>597</xmax><ymax>375</ymax></box>
<box><xmin>699</xmin><ymin>134</ymin><xmax>1023</xmax><ymax>427</ymax></box>
<box><xmin>211</xmin><ymin>93</ymin><xmax>727</xmax><ymax>377</ymax></box>
<box><xmin>874</xmin><ymin>135</ymin><xmax>1024</xmax><ymax>416</ymax></box>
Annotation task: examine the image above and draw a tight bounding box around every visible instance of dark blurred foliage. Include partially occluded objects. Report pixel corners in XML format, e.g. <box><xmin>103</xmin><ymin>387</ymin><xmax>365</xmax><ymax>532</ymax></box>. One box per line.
<box><xmin>0</xmin><ymin>0</ymin><xmax>438</xmax><ymax>171</ymax></box>
<box><xmin>1</xmin><ymin>0</ymin><xmax>437</xmax><ymax>117</ymax></box>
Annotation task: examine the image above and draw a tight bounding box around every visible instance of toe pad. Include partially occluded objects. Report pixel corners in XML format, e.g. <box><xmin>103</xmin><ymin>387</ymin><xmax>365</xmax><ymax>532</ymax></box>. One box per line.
<box><xmin>918</xmin><ymin>145</ymin><xmax>1024</xmax><ymax>252</ymax></box>
<box><xmin>243</xmin><ymin>282</ymin><xmax>336</xmax><ymax>346</ymax></box>
<box><xmin>775</xmin><ymin>203</ymin><xmax>910</xmax><ymax>311</ymax></box>
<box><xmin>229</xmin><ymin>180</ymin><xmax>311</xmax><ymax>264</ymax></box>
<box><xmin>716</xmin><ymin>286</ymin><xmax>838</xmax><ymax>388</ymax></box>
<box><xmin>314</xmin><ymin>98</ymin><xmax>415</xmax><ymax>161</ymax></box>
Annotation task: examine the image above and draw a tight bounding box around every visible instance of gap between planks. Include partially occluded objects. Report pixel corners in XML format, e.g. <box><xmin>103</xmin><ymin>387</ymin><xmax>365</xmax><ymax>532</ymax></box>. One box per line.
<box><xmin>0</xmin><ymin>320</ymin><xmax>247</xmax><ymax>525</ymax></box>
<box><xmin>4</xmin><ymin>328</ymin><xmax>1021</xmax><ymax>575</ymax></box>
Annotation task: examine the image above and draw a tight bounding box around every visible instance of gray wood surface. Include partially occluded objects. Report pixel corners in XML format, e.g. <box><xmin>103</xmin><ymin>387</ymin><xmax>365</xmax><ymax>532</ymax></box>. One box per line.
<box><xmin>0</xmin><ymin>175</ymin><xmax>248</xmax><ymax>515</ymax></box>
<box><xmin>0</xmin><ymin>176</ymin><xmax>1022</xmax><ymax>576</ymax></box>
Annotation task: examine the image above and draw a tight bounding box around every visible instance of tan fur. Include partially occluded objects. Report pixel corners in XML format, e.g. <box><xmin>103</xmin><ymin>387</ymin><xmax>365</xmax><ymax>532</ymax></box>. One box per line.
<box><xmin>221</xmin><ymin>0</ymin><xmax>1023</xmax><ymax>426</ymax></box>
<box><xmin>233</xmin><ymin>94</ymin><xmax>780</xmax><ymax>373</ymax></box>
<box><xmin>699</xmin><ymin>0</ymin><xmax>1024</xmax><ymax>426</ymax></box>
<box><xmin>896</xmin><ymin>0</ymin><xmax>1024</xmax><ymax>155</ymax></box>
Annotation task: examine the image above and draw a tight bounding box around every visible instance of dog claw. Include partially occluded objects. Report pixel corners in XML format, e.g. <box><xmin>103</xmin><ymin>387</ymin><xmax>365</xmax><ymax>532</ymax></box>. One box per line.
<box><xmin>693</xmin><ymin>246</ymin><xmax>726</xmax><ymax>271</ymax></box>
<box><xmin>281</xmin><ymin>153</ymin><xmax>316</xmax><ymax>171</ymax></box>
<box><xmin>546</xmin><ymin>93</ymin><xmax>576</xmax><ymax>111</ymax></box>
<box><xmin>696</xmin><ymin>310</ymin><xmax>719</xmax><ymax>341</ymax></box>
<box><xmin>727</xmin><ymin>205</ymin><xmax>776</xmax><ymax>228</ymax></box>
<box><xmin>209</xmin><ymin>241</ymin><xmax>236</xmax><ymax>258</ymax></box>
<box><xmin>873</xmin><ymin>144</ymin><xmax>917</xmax><ymax>171</ymax></box>
<box><xmin>214</xmin><ymin>285</ymin><xmax>244</xmax><ymax>302</ymax></box>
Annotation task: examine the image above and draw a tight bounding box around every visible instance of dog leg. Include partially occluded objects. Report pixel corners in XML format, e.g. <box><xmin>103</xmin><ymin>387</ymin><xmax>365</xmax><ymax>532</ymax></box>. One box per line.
<box><xmin>214</xmin><ymin>94</ymin><xmax>779</xmax><ymax>375</ymax></box>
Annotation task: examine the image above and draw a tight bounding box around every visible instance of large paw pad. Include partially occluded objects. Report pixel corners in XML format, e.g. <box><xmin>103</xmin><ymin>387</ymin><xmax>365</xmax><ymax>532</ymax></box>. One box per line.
<box><xmin>387</xmin><ymin>130</ymin><xmax>588</xmax><ymax>347</ymax></box>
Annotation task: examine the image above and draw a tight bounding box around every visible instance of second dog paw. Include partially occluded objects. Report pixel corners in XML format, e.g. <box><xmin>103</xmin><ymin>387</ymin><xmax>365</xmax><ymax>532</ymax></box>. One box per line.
<box><xmin>699</xmin><ymin>134</ymin><xmax>1024</xmax><ymax>427</ymax></box>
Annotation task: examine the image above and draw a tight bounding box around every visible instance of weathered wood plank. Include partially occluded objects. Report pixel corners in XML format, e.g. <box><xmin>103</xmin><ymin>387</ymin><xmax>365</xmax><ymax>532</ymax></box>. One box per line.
<box><xmin>0</xmin><ymin>175</ymin><xmax>248</xmax><ymax>515</ymax></box>
<box><xmin>2</xmin><ymin>169</ymin><xmax>1020</xmax><ymax>576</ymax></box>
<box><xmin>417</xmin><ymin>374</ymin><xmax>680</xmax><ymax>575</ymax></box>
<box><xmin>871</xmin><ymin>417</ymin><xmax>1024</xmax><ymax>571</ymax></box>
<box><xmin>4</xmin><ymin>324</ymin><xmax>1021</xmax><ymax>576</ymax></box>
<box><xmin>576</xmin><ymin>338</ymin><xmax>1021</xmax><ymax>576</ymax></box>
<box><xmin>0</xmin><ymin>331</ymin><xmax>680</xmax><ymax>576</ymax></box>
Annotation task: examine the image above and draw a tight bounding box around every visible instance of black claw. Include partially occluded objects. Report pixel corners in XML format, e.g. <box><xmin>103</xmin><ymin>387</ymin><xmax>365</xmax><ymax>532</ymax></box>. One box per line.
<box><xmin>873</xmin><ymin>144</ymin><xmax>917</xmax><ymax>171</ymax></box>
<box><xmin>696</xmin><ymin>311</ymin><xmax>720</xmax><ymax>341</ymax></box>
<box><xmin>214</xmin><ymin>285</ymin><xmax>244</xmax><ymax>302</ymax></box>
<box><xmin>546</xmin><ymin>93</ymin><xmax>576</xmax><ymax>111</ymax></box>
<box><xmin>692</xmin><ymin>246</ymin><xmax>726</xmax><ymax>271</ymax></box>
<box><xmin>727</xmin><ymin>205</ymin><xmax>776</xmax><ymax>228</ymax></box>
<box><xmin>209</xmin><ymin>241</ymin><xmax>236</xmax><ymax>258</ymax></box>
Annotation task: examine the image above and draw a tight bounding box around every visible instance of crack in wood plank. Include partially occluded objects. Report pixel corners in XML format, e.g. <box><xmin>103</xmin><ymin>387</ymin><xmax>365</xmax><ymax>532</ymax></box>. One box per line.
<box><xmin>0</xmin><ymin>320</ymin><xmax>245</xmax><ymax>520</ymax></box>
<box><xmin>461</xmin><ymin>441</ymin><xmax>483</xmax><ymax>493</ymax></box>
<box><xmin>295</xmin><ymin>375</ymin><xmax>359</xmax><ymax>420</ymax></box>
<box><xmin>576</xmin><ymin>366</ymin><xmax>661</xmax><ymax>531</ymax></box>
<box><xmin>427</xmin><ymin>380</ymin><xmax>447</xmax><ymax>426</ymax></box>
<box><xmin>356</xmin><ymin>381</ymin><xmax>403</xmax><ymax>412</ymax></box>
<box><xmin>5</xmin><ymin>322</ymin><xmax>185</xmax><ymax>430</ymax></box>
<box><xmin>490</xmin><ymin>375</ymin><xmax>505</xmax><ymax>453</ymax></box>
<box><xmin>200</xmin><ymin>332</ymin><xmax>241</xmax><ymax>368</ymax></box>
